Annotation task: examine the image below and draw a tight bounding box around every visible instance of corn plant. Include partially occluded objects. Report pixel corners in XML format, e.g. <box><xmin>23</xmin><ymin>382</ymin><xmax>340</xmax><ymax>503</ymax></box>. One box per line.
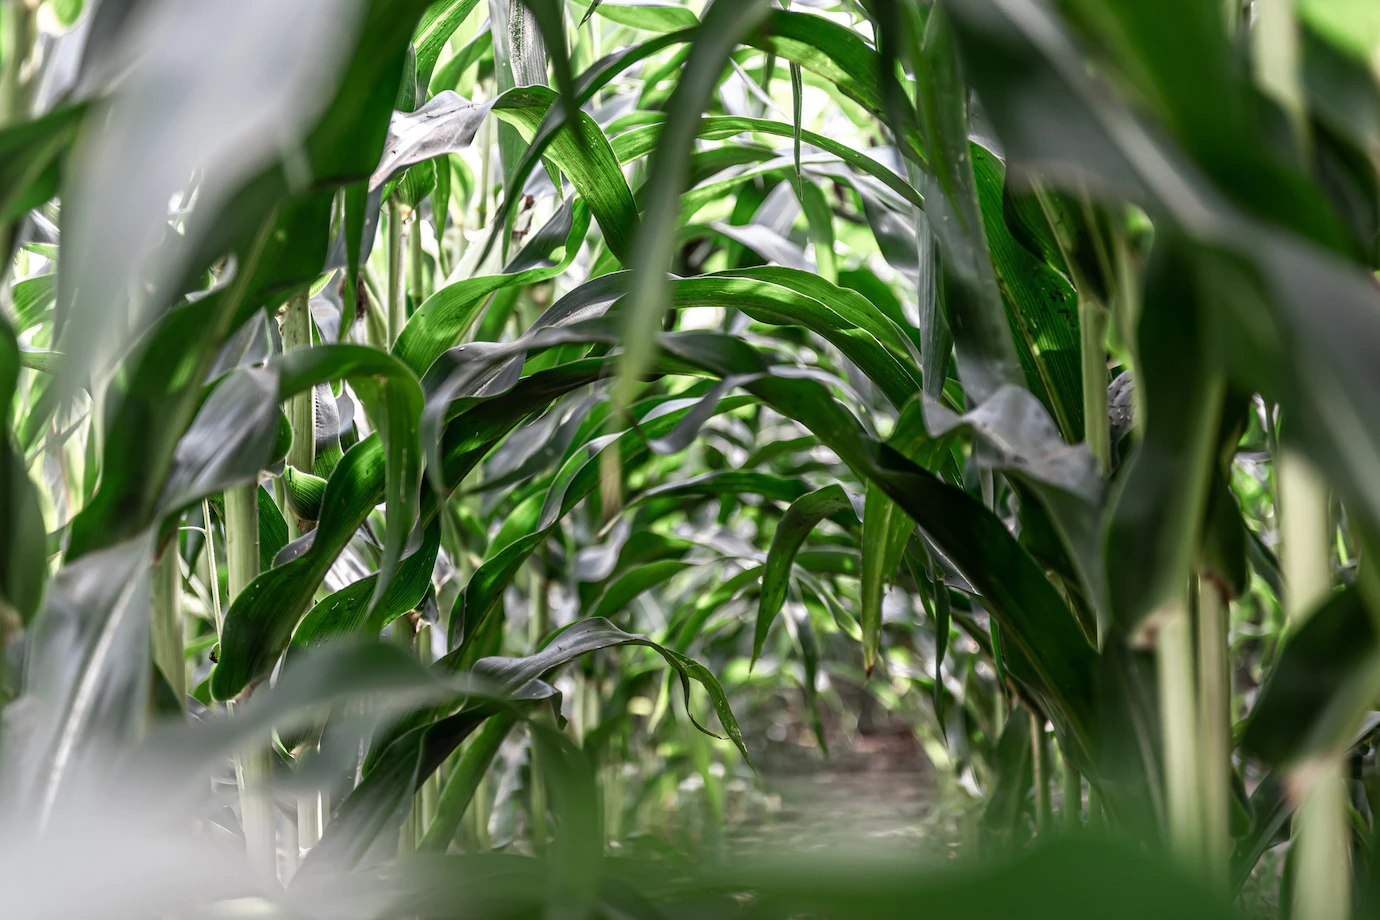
<box><xmin>2</xmin><ymin>0</ymin><xmax>1380</xmax><ymax>917</ymax></box>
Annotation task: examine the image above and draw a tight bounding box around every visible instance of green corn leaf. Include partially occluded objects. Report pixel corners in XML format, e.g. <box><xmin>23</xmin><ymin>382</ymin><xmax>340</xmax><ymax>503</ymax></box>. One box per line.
<box><xmin>749</xmin><ymin>10</ymin><xmax>925</xmax><ymax>165</ymax></box>
<box><xmin>753</xmin><ymin>484</ymin><xmax>856</xmax><ymax>667</ymax></box>
<box><xmin>430</xmin><ymin>25</ymin><xmax>494</xmax><ymax>95</ymax></box>
<box><xmin>923</xmin><ymin>385</ymin><xmax>1106</xmax><ymax>635</ymax></box>
<box><xmin>291</xmin><ymin>520</ymin><xmax>441</xmax><ymax>651</ymax></box>
<box><xmin>1242</xmin><ymin>588</ymin><xmax>1379</xmax><ymax>767</ymax></box>
<box><xmin>972</xmin><ymin>145</ymin><xmax>1083</xmax><ymax>442</ymax></box>
<box><xmin>609</xmin><ymin>114</ymin><xmax>923</xmax><ymax>210</ymax></box>
<box><xmin>1106</xmin><ymin>235</ymin><xmax>1225</xmax><ymax>630</ymax></box>
<box><xmin>488</xmin><ymin>0</ymin><xmax>549</xmax><ymax>199</ymax></box>
<box><xmin>588</xmin><ymin>560</ymin><xmax>697</xmax><ymax>620</ymax></box>
<box><xmin>283</xmin><ymin>466</ymin><xmax>328</xmax><ymax>523</ymax></box>
<box><xmin>211</xmin><ymin>359</ymin><xmax>604</xmax><ymax>700</ymax></box>
<box><xmin>981</xmin><ymin>709</ymin><xmax>1033</xmax><ymax>837</ymax></box>
<box><xmin>449</xmin><ymin>391</ymin><xmax>751</xmax><ymax>651</ymax></box>
<box><xmin>572</xmin><ymin>0</ymin><xmax>698</xmax><ymax>32</ymax></box>
<box><xmin>313</xmin><ymin>617</ymin><xmax>747</xmax><ymax>870</ymax></box>
<box><xmin>413</xmin><ymin>0</ymin><xmax>484</xmax><ymax>91</ymax></box>
<box><xmin>491</xmin><ymin>85</ymin><xmax>638</xmax><ymax>262</ymax></box>
<box><xmin>394</xmin><ymin>198</ymin><xmax>590</xmax><ymax>376</ymax></box>
<box><xmin>861</xmin><ymin>482</ymin><xmax>913</xmax><ymax>676</ymax></box>
<box><xmin>913</xmin><ymin>6</ymin><xmax>1020</xmax><ymax>406</ymax></box>
<box><xmin>613</xmin><ymin>0</ymin><xmax>772</xmax><ymax>411</ymax></box>
<box><xmin>12</xmin><ymin>274</ymin><xmax>56</xmax><ymax>333</ymax></box>
<box><xmin>416</xmin><ymin>711</ymin><xmax>517</xmax><ymax>851</ymax></box>
<box><xmin>0</xmin><ymin>319</ymin><xmax>47</xmax><ymax>625</ymax></box>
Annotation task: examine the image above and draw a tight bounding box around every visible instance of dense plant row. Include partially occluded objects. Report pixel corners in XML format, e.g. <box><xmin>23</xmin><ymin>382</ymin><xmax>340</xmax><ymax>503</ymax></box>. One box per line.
<box><xmin>2</xmin><ymin>0</ymin><xmax>1380</xmax><ymax>917</ymax></box>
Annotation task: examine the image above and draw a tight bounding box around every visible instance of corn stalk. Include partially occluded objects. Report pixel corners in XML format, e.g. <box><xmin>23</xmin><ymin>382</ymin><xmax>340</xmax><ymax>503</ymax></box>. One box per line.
<box><xmin>1279</xmin><ymin>449</ymin><xmax>1346</xmax><ymax>920</ymax></box>
<box><xmin>225</xmin><ymin>483</ymin><xmax>274</xmax><ymax>885</ymax></box>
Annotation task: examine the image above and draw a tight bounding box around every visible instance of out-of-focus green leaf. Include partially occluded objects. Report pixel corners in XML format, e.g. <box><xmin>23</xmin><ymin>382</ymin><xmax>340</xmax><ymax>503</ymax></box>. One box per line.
<box><xmin>0</xmin><ymin>320</ymin><xmax>47</xmax><ymax>624</ymax></box>
<box><xmin>1105</xmin><ymin>235</ymin><xmax>1224</xmax><ymax>630</ymax></box>
<box><xmin>16</xmin><ymin>534</ymin><xmax>153</xmax><ymax>820</ymax></box>
<box><xmin>1242</xmin><ymin>588</ymin><xmax>1377</xmax><ymax>767</ymax></box>
<box><xmin>982</xmin><ymin>708</ymin><xmax>1033</xmax><ymax>837</ymax></box>
<box><xmin>0</xmin><ymin>105</ymin><xmax>83</xmax><ymax>221</ymax></box>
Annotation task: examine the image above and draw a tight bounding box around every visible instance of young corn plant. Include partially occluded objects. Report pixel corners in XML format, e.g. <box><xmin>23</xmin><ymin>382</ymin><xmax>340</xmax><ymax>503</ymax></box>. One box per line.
<box><xmin>2</xmin><ymin>0</ymin><xmax>1380</xmax><ymax>918</ymax></box>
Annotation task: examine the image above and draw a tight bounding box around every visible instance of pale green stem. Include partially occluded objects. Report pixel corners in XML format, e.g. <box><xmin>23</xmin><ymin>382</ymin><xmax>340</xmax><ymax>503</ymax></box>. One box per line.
<box><xmin>225</xmin><ymin>483</ymin><xmax>275</xmax><ymax>886</ymax></box>
<box><xmin>1196</xmin><ymin>576</ymin><xmax>1231</xmax><ymax>888</ymax></box>
<box><xmin>1279</xmin><ymin>450</ymin><xmax>1332</xmax><ymax>624</ymax></box>
<box><xmin>1062</xmin><ymin>756</ymin><xmax>1081</xmax><ymax>832</ymax></box>
<box><xmin>281</xmin><ymin>293</ymin><xmax>315</xmax><ymax>475</ymax></box>
<box><xmin>0</xmin><ymin>0</ymin><xmax>34</xmax><ymax>272</ymax></box>
<box><xmin>387</xmin><ymin>199</ymin><xmax>406</xmax><ymax>345</ymax></box>
<box><xmin>224</xmin><ymin>485</ymin><xmax>259</xmax><ymax>620</ymax></box>
<box><xmin>1293</xmin><ymin>759</ymin><xmax>1351</xmax><ymax>920</ymax></box>
<box><xmin>419</xmin><ymin>712</ymin><xmax>515</xmax><ymax>852</ymax></box>
<box><xmin>297</xmin><ymin>787</ymin><xmax>321</xmax><ymax>861</ymax></box>
<box><xmin>1030</xmin><ymin>710</ymin><xmax>1051</xmax><ymax>834</ymax></box>
<box><xmin>1278</xmin><ymin>448</ymin><xmax>1348</xmax><ymax>920</ymax></box>
<box><xmin>361</xmin><ymin>267</ymin><xmax>389</xmax><ymax>349</ymax></box>
<box><xmin>408</xmin><ymin>209</ymin><xmax>426</xmax><ymax>306</ymax></box>
<box><xmin>0</xmin><ymin>0</ymin><xmax>32</xmax><ymax>126</ymax></box>
<box><xmin>1253</xmin><ymin>0</ymin><xmax>1308</xmax><ymax>150</ymax></box>
<box><xmin>416</xmin><ymin>622</ymin><xmax>438</xmax><ymax>843</ymax></box>
<box><xmin>528</xmin><ymin>562</ymin><xmax>552</xmax><ymax>850</ymax></box>
<box><xmin>393</xmin><ymin>615</ymin><xmax>418</xmax><ymax>855</ymax></box>
<box><xmin>280</xmin><ymin>291</ymin><xmax>316</xmax><ymax>545</ymax></box>
<box><xmin>203</xmin><ymin>500</ymin><xmax>223</xmax><ymax>637</ymax></box>
<box><xmin>529</xmin><ymin>723</ymin><xmax>549</xmax><ymax>855</ymax></box>
<box><xmin>477</xmin><ymin>113</ymin><xmax>492</xmax><ymax>227</ymax></box>
<box><xmin>1156</xmin><ymin>594</ymin><xmax>1201</xmax><ymax>868</ymax></box>
<box><xmin>1080</xmin><ymin>295</ymin><xmax>1111</xmax><ymax>475</ymax></box>
<box><xmin>150</xmin><ymin>541</ymin><xmax>185</xmax><ymax>707</ymax></box>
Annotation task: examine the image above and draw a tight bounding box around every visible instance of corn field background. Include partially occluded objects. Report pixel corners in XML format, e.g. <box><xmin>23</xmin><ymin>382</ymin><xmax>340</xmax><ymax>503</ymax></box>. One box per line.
<box><xmin>3</xmin><ymin>0</ymin><xmax>1380</xmax><ymax>917</ymax></box>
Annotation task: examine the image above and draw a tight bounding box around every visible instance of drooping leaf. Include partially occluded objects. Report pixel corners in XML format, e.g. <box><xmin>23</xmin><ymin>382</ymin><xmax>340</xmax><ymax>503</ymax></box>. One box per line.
<box><xmin>612</xmin><ymin>0</ymin><xmax>772</xmax><ymax>410</ymax></box>
<box><xmin>753</xmin><ymin>484</ymin><xmax>857</xmax><ymax>666</ymax></box>
<box><xmin>861</xmin><ymin>482</ymin><xmax>914</xmax><ymax>676</ymax></box>
<box><xmin>913</xmin><ymin>6</ymin><xmax>1021</xmax><ymax>406</ymax></box>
